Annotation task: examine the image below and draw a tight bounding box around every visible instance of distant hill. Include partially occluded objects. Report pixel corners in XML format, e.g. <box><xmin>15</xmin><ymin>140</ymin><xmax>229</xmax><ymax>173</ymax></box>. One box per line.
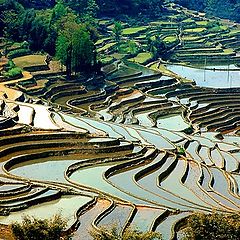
<box><xmin>173</xmin><ymin>0</ymin><xmax>240</xmax><ymax>23</ymax></box>
<box><xmin>2</xmin><ymin>0</ymin><xmax>164</xmax><ymax>17</ymax></box>
<box><xmin>95</xmin><ymin>0</ymin><xmax>164</xmax><ymax>17</ymax></box>
<box><xmin>1</xmin><ymin>0</ymin><xmax>239</xmax><ymax>23</ymax></box>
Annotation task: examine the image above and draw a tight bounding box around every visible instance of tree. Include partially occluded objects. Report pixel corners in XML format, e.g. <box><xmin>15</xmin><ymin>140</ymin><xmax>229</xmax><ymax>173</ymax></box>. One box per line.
<box><xmin>83</xmin><ymin>0</ymin><xmax>99</xmax><ymax>22</ymax></box>
<box><xmin>2</xmin><ymin>10</ymin><xmax>20</xmax><ymax>40</ymax></box>
<box><xmin>64</xmin><ymin>0</ymin><xmax>98</xmax><ymax>19</ymax></box>
<box><xmin>56</xmin><ymin>19</ymin><xmax>96</xmax><ymax>78</ymax></box>
<box><xmin>29</xmin><ymin>15</ymin><xmax>49</xmax><ymax>51</ymax></box>
<box><xmin>11</xmin><ymin>214</ymin><xmax>71</xmax><ymax>240</ymax></box>
<box><xmin>18</xmin><ymin>9</ymin><xmax>36</xmax><ymax>40</ymax></box>
<box><xmin>112</xmin><ymin>21</ymin><xmax>123</xmax><ymax>43</ymax></box>
<box><xmin>95</xmin><ymin>0</ymin><xmax>164</xmax><ymax>17</ymax></box>
<box><xmin>51</xmin><ymin>0</ymin><xmax>68</xmax><ymax>23</ymax></box>
<box><xmin>1</xmin><ymin>2</ymin><xmax>56</xmax><ymax>54</ymax></box>
<box><xmin>138</xmin><ymin>0</ymin><xmax>164</xmax><ymax>17</ymax></box>
<box><xmin>175</xmin><ymin>0</ymin><xmax>240</xmax><ymax>23</ymax></box>
<box><xmin>184</xmin><ymin>213</ymin><xmax>240</xmax><ymax>240</ymax></box>
<box><xmin>128</xmin><ymin>40</ymin><xmax>138</xmax><ymax>54</ymax></box>
<box><xmin>63</xmin><ymin>0</ymin><xmax>86</xmax><ymax>13</ymax></box>
<box><xmin>233</xmin><ymin>4</ymin><xmax>240</xmax><ymax>22</ymax></box>
<box><xmin>0</xmin><ymin>0</ymin><xmax>25</xmax><ymax>37</ymax></box>
<box><xmin>147</xmin><ymin>35</ymin><xmax>166</xmax><ymax>59</ymax></box>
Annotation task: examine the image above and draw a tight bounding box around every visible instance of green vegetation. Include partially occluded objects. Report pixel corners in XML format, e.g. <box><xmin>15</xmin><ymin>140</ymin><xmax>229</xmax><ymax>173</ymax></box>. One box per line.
<box><xmin>91</xmin><ymin>226</ymin><xmax>162</xmax><ymax>240</ymax></box>
<box><xmin>184</xmin><ymin>28</ymin><xmax>206</xmax><ymax>33</ymax></box>
<box><xmin>112</xmin><ymin>21</ymin><xmax>123</xmax><ymax>43</ymax></box>
<box><xmin>96</xmin><ymin>37</ymin><xmax>110</xmax><ymax>45</ymax></box>
<box><xmin>195</xmin><ymin>21</ymin><xmax>209</xmax><ymax>26</ymax></box>
<box><xmin>176</xmin><ymin>146</ymin><xmax>186</xmax><ymax>156</ymax></box>
<box><xmin>11</xmin><ymin>215</ymin><xmax>71</xmax><ymax>240</ymax></box>
<box><xmin>4</xmin><ymin>66</ymin><xmax>22</xmax><ymax>79</ymax></box>
<box><xmin>184</xmin><ymin>213</ymin><xmax>240</xmax><ymax>240</ymax></box>
<box><xmin>0</xmin><ymin>0</ymin><xmax>99</xmax><ymax>74</ymax></box>
<box><xmin>3</xmin><ymin>59</ymin><xmax>22</xmax><ymax>79</ymax></box>
<box><xmin>122</xmin><ymin>26</ymin><xmax>147</xmax><ymax>36</ymax></box>
<box><xmin>163</xmin><ymin>36</ymin><xmax>177</xmax><ymax>43</ymax></box>
<box><xmin>0</xmin><ymin>0</ymin><xmax>165</xmax><ymax>25</ymax></box>
<box><xmin>96</xmin><ymin>0</ymin><xmax>164</xmax><ymax>17</ymax></box>
<box><xmin>117</xmin><ymin>41</ymin><xmax>138</xmax><ymax>55</ymax></box>
<box><xmin>129</xmin><ymin>52</ymin><xmax>153</xmax><ymax>64</ymax></box>
<box><xmin>100</xmin><ymin>55</ymin><xmax>114</xmax><ymax>64</ymax></box>
<box><xmin>13</xmin><ymin>55</ymin><xmax>46</xmax><ymax>68</ymax></box>
<box><xmin>97</xmin><ymin>42</ymin><xmax>116</xmax><ymax>53</ymax></box>
<box><xmin>1</xmin><ymin>1</ymin><xmax>240</xmax><ymax>240</ymax></box>
<box><xmin>1</xmin><ymin>0</ymin><xmax>239</xmax><ymax>70</ymax></box>
<box><xmin>174</xmin><ymin>0</ymin><xmax>240</xmax><ymax>23</ymax></box>
<box><xmin>8</xmin><ymin>49</ymin><xmax>31</xmax><ymax>59</ymax></box>
<box><xmin>182</xmin><ymin>18</ymin><xmax>194</xmax><ymax>23</ymax></box>
<box><xmin>56</xmin><ymin>18</ymin><xmax>96</xmax><ymax>78</ymax></box>
<box><xmin>182</xmin><ymin>36</ymin><xmax>200</xmax><ymax>41</ymax></box>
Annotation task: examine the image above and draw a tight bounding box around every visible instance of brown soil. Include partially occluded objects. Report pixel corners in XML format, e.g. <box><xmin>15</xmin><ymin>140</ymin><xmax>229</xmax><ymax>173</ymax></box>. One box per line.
<box><xmin>0</xmin><ymin>224</ymin><xmax>15</xmax><ymax>240</ymax></box>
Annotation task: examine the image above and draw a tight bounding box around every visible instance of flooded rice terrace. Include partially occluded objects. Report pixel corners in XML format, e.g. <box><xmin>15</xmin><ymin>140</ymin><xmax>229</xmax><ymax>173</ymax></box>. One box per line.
<box><xmin>166</xmin><ymin>64</ymin><xmax>240</xmax><ymax>88</ymax></box>
<box><xmin>1</xmin><ymin>1</ymin><xmax>240</xmax><ymax>238</ymax></box>
<box><xmin>0</xmin><ymin>57</ymin><xmax>240</xmax><ymax>239</ymax></box>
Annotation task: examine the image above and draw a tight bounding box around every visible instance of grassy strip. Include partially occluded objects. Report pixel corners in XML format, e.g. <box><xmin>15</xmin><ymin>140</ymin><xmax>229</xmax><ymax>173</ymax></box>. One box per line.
<box><xmin>122</xmin><ymin>26</ymin><xmax>148</xmax><ymax>35</ymax></box>
<box><xmin>128</xmin><ymin>52</ymin><xmax>153</xmax><ymax>64</ymax></box>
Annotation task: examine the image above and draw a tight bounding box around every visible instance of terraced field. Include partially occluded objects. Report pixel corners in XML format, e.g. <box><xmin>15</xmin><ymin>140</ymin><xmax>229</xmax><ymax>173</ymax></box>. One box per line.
<box><xmin>0</xmin><ymin>3</ymin><xmax>240</xmax><ymax>239</ymax></box>
<box><xmin>97</xmin><ymin>3</ymin><xmax>240</xmax><ymax>67</ymax></box>
<box><xmin>0</xmin><ymin>48</ymin><xmax>239</xmax><ymax>239</ymax></box>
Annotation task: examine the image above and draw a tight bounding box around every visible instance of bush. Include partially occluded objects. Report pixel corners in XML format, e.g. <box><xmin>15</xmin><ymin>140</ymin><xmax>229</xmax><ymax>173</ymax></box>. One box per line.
<box><xmin>183</xmin><ymin>126</ymin><xmax>194</xmax><ymax>134</ymax></box>
<box><xmin>183</xmin><ymin>213</ymin><xmax>240</xmax><ymax>240</ymax></box>
<box><xmin>8</xmin><ymin>49</ymin><xmax>31</xmax><ymax>59</ymax></box>
<box><xmin>90</xmin><ymin>225</ymin><xmax>162</xmax><ymax>240</ymax></box>
<box><xmin>176</xmin><ymin>146</ymin><xmax>186</xmax><ymax>156</ymax></box>
<box><xmin>206</xmin><ymin>21</ymin><xmax>220</xmax><ymax>29</ymax></box>
<box><xmin>4</xmin><ymin>67</ymin><xmax>22</xmax><ymax>79</ymax></box>
<box><xmin>11</xmin><ymin>215</ymin><xmax>71</xmax><ymax>240</ymax></box>
<box><xmin>5</xmin><ymin>60</ymin><xmax>16</xmax><ymax>70</ymax></box>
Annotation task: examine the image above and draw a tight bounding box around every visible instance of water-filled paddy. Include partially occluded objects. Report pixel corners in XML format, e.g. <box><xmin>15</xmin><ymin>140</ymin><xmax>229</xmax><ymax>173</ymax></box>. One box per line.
<box><xmin>155</xmin><ymin>212</ymin><xmax>191</xmax><ymax>240</ymax></box>
<box><xmin>73</xmin><ymin>199</ymin><xmax>111</xmax><ymax>239</ymax></box>
<box><xmin>156</xmin><ymin>114</ymin><xmax>190</xmax><ymax>131</ymax></box>
<box><xmin>9</xmin><ymin>157</ymin><xmax>80</xmax><ymax>182</ymax></box>
<box><xmin>0</xmin><ymin>195</ymin><xmax>91</xmax><ymax>228</ymax></box>
<box><xmin>98</xmin><ymin>204</ymin><xmax>132</xmax><ymax>233</ymax></box>
<box><xmin>135</xmin><ymin>111</ymin><xmax>155</xmax><ymax>127</ymax></box>
<box><xmin>109</xmin><ymin>164</ymin><xmax>193</xmax><ymax>210</ymax></box>
<box><xmin>166</xmin><ymin>64</ymin><xmax>240</xmax><ymax>88</ymax></box>
<box><xmin>70</xmin><ymin>164</ymin><xmax>148</xmax><ymax>205</ymax></box>
<box><xmin>132</xmin><ymin>207</ymin><xmax>165</xmax><ymax>232</ymax></box>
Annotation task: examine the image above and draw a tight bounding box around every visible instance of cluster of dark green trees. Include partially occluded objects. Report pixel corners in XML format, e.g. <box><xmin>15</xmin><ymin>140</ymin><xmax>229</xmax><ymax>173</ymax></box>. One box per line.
<box><xmin>1</xmin><ymin>0</ymin><xmax>164</xmax><ymax>21</ymax></box>
<box><xmin>185</xmin><ymin>212</ymin><xmax>240</xmax><ymax>239</ymax></box>
<box><xmin>6</xmin><ymin>0</ymin><xmax>239</xmax><ymax>22</ymax></box>
<box><xmin>174</xmin><ymin>0</ymin><xmax>240</xmax><ymax>22</ymax></box>
<box><xmin>0</xmin><ymin>0</ymin><xmax>100</xmax><ymax>77</ymax></box>
<box><xmin>0</xmin><ymin>0</ymin><xmax>98</xmax><ymax>54</ymax></box>
<box><xmin>96</xmin><ymin>0</ymin><xmax>164</xmax><ymax>17</ymax></box>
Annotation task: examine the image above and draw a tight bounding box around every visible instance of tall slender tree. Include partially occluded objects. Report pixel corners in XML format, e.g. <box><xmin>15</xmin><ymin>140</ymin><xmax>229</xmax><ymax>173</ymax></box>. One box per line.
<box><xmin>56</xmin><ymin>18</ymin><xmax>95</xmax><ymax>79</ymax></box>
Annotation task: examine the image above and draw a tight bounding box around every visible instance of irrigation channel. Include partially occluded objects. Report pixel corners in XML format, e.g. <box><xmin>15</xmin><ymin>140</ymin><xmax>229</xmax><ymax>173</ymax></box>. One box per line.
<box><xmin>0</xmin><ymin>59</ymin><xmax>240</xmax><ymax>240</ymax></box>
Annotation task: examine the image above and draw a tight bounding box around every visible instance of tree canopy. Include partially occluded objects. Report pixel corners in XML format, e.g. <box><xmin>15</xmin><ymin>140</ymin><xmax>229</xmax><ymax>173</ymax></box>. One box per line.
<box><xmin>56</xmin><ymin>17</ymin><xmax>96</xmax><ymax>78</ymax></box>
<box><xmin>1</xmin><ymin>0</ymin><xmax>240</xmax><ymax>23</ymax></box>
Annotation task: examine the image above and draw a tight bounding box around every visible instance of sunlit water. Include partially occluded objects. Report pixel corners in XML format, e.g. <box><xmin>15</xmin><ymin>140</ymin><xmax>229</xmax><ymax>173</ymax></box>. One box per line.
<box><xmin>166</xmin><ymin>64</ymin><xmax>240</xmax><ymax>88</ymax></box>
